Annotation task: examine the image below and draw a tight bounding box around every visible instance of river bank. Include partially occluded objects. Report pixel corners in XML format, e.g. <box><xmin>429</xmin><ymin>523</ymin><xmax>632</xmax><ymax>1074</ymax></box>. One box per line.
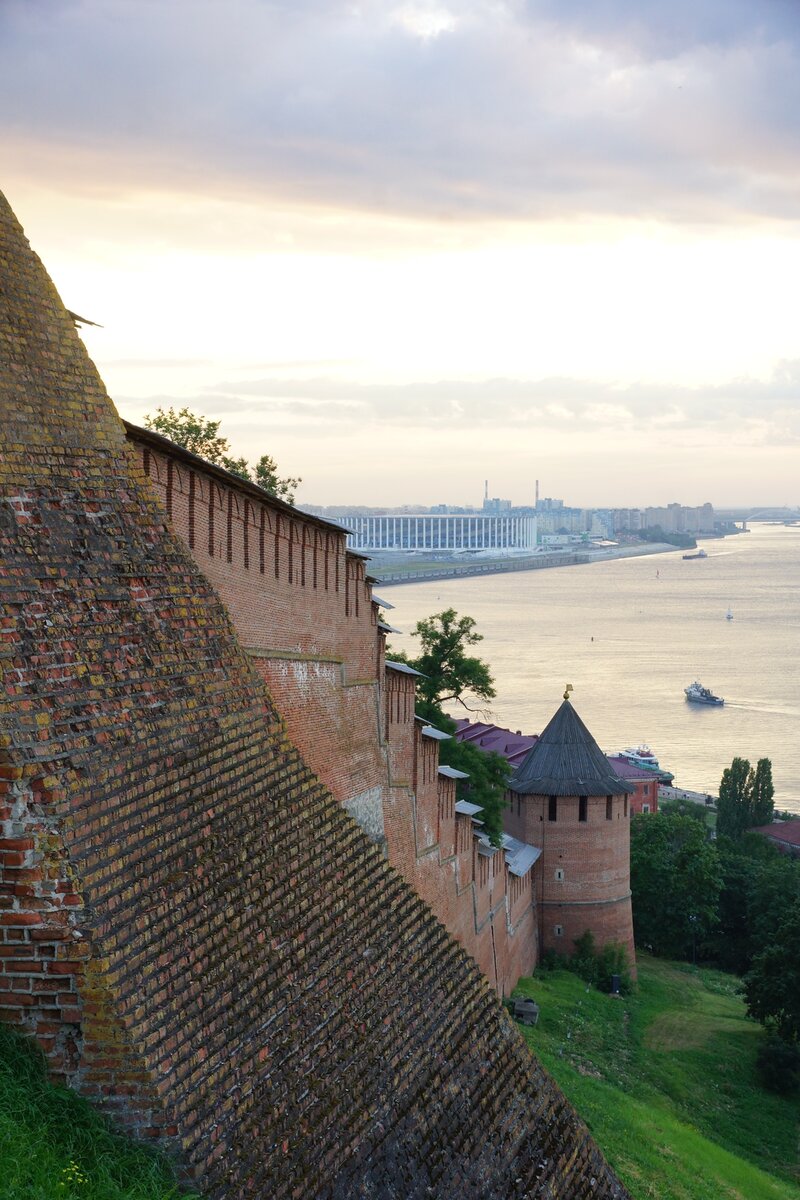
<box><xmin>379</xmin><ymin>524</ymin><xmax>800</xmax><ymax>811</ymax></box>
<box><xmin>372</xmin><ymin>541</ymin><xmax>678</xmax><ymax>585</ymax></box>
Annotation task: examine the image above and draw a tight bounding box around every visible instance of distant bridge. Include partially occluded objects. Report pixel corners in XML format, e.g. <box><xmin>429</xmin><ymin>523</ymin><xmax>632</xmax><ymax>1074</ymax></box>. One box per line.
<box><xmin>716</xmin><ymin>507</ymin><xmax>800</xmax><ymax>525</ymax></box>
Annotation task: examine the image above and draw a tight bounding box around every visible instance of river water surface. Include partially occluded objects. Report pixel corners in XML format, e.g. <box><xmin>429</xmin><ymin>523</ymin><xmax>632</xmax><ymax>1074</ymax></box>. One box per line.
<box><xmin>380</xmin><ymin>523</ymin><xmax>800</xmax><ymax>813</ymax></box>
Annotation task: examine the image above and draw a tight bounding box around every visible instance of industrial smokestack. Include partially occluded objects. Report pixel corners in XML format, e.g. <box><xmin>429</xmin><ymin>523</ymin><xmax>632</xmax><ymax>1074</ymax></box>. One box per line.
<box><xmin>484</xmin><ymin>479</ymin><xmax>489</xmax><ymax>501</ymax></box>
<box><xmin>535</xmin><ymin>479</ymin><xmax>539</xmax><ymax>507</ymax></box>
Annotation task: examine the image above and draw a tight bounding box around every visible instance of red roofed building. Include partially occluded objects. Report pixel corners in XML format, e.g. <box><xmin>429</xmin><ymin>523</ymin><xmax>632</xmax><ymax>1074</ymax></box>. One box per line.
<box><xmin>605</xmin><ymin>756</ymin><xmax>660</xmax><ymax>815</ymax></box>
<box><xmin>751</xmin><ymin>819</ymin><xmax>800</xmax><ymax>858</ymax></box>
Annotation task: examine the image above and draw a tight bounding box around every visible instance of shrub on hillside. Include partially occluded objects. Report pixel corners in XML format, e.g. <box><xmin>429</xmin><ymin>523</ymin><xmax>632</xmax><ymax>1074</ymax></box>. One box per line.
<box><xmin>595</xmin><ymin>941</ymin><xmax>633</xmax><ymax>995</ymax></box>
<box><xmin>543</xmin><ymin>930</ymin><xmax>633</xmax><ymax>995</ymax></box>
<box><xmin>756</xmin><ymin>1033</ymin><xmax>800</xmax><ymax>1095</ymax></box>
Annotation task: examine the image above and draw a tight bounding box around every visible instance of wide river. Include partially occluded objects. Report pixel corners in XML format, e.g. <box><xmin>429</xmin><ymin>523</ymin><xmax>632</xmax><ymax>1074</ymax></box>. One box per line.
<box><xmin>379</xmin><ymin>523</ymin><xmax>800</xmax><ymax>813</ymax></box>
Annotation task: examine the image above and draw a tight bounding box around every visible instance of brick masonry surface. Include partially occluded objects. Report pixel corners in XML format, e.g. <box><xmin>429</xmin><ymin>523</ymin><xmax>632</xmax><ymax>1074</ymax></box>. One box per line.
<box><xmin>0</xmin><ymin>190</ymin><xmax>629</xmax><ymax>1199</ymax></box>
<box><xmin>125</xmin><ymin>426</ymin><xmax>539</xmax><ymax>998</ymax></box>
<box><xmin>505</xmin><ymin>791</ymin><xmax>636</xmax><ymax>966</ymax></box>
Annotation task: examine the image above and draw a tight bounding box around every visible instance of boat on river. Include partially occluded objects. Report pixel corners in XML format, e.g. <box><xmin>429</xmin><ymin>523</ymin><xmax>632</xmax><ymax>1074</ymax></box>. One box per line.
<box><xmin>682</xmin><ymin>549</ymin><xmax>708</xmax><ymax>560</ymax></box>
<box><xmin>684</xmin><ymin>681</ymin><xmax>724</xmax><ymax>706</ymax></box>
<box><xmin>617</xmin><ymin>745</ymin><xmax>674</xmax><ymax>782</ymax></box>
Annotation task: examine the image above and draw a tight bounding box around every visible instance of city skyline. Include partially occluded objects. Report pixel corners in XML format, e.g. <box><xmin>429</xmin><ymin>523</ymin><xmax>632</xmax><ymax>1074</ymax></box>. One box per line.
<box><xmin>3</xmin><ymin>0</ymin><xmax>799</xmax><ymax>507</ymax></box>
<box><xmin>307</xmin><ymin>494</ymin><xmax>738</xmax><ymax>516</ymax></box>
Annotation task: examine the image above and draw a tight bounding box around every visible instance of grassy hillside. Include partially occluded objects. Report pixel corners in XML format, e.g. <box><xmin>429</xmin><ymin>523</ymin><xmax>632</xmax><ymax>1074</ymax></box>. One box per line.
<box><xmin>4</xmin><ymin>958</ymin><xmax>797</xmax><ymax>1199</ymax></box>
<box><xmin>514</xmin><ymin>955</ymin><xmax>800</xmax><ymax>1200</ymax></box>
<box><xmin>0</xmin><ymin>1025</ymin><xmax>194</xmax><ymax>1200</ymax></box>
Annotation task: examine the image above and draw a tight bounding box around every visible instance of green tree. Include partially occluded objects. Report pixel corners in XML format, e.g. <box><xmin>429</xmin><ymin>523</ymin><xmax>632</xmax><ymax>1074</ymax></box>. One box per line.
<box><xmin>146</xmin><ymin>406</ymin><xmax>229</xmax><ymax>462</ymax></box>
<box><xmin>745</xmin><ymin>848</ymin><xmax>800</xmax><ymax>963</ymax></box>
<box><xmin>254</xmin><ymin>453</ymin><xmax>301</xmax><ymax>505</ymax></box>
<box><xmin>389</xmin><ymin>609</ymin><xmax>506</xmax><ymax>844</ymax></box>
<box><xmin>745</xmin><ymin>901</ymin><xmax>800</xmax><ymax>1043</ymax></box>
<box><xmin>717</xmin><ymin>757</ymin><xmax>775</xmax><ymax>838</ymax></box>
<box><xmin>705</xmin><ymin>834</ymin><xmax>800</xmax><ymax>975</ymax></box>
<box><xmin>658</xmin><ymin>796</ymin><xmax>708</xmax><ymax>823</ymax></box>
<box><xmin>630</xmin><ymin>812</ymin><xmax>722</xmax><ymax>959</ymax></box>
<box><xmin>437</xmin><ymin>730</ymin><xmax>509</xmax><ymax>845</ymax></box>
<box><xmin>750</xmin><ymin>758</ymin><xmax>775</xmax><ymax>827</ymax></box>
<box><xmin>705</xmin><ymin>841</ymin><xmax>761</xmax><ymax>973</ymax></box>
<box><xmin>717</xmin><ymin>757</ymin><xmax>753</xmax><ymax>839</ymax></box>
<box><xmin>410</xmin><ymin>608</ymin><xmax>496</xmax><ymax>716</ymax></box>
<box><xmin>222</xmin><ymin>455</ymin><xmax>252</xmax><ymax>481</ymax></box>
<box><xmin>144</xmin><ymin>406</ymin><xmax>301</xmax><ymax>504</ymax></box>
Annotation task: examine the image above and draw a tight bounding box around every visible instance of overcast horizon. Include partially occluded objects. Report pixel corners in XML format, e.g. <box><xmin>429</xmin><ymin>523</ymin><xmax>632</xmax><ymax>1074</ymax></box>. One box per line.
<box><xmin>4</xmin><ymin>0</ymin><xmax>800</xmax><ymax>508</ymax></box>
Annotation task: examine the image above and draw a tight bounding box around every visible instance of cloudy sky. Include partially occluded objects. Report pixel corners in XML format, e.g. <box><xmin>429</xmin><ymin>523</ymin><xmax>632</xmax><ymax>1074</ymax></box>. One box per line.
<box><xmin>4</xmin><ymin>0</ymin><xmax>800</xmax><ymax>507</ymax></box>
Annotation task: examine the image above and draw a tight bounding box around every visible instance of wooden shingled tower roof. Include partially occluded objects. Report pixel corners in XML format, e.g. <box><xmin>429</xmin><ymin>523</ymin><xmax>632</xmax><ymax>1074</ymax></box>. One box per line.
<box><xmin>510</xmin><ymin>696</ymin><xmax>633</xmax><ymax>797</ymax></box>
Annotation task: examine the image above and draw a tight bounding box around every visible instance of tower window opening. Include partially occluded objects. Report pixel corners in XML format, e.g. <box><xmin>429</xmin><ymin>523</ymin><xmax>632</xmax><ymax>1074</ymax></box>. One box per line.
<box><xmin>548</xmin><ymin>796</ymin><xmax>557</xmax><ymax>822</ymax></box>
<box><xmin>606</xmin><ymin>795</ymin><xmax>612</xmax><ymax>820</ymax></box>
<box><xmin>579</xmin><ymin>796</ymin><xmax>587</xmax><ymax>823</ymax></box>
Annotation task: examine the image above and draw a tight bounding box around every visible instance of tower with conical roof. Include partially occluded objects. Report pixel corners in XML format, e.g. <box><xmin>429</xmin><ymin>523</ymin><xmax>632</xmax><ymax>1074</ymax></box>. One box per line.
<box><xmin>506</xmin><ymin>692</ymin><xmax>636</xmax><ymax>971</ymax></box>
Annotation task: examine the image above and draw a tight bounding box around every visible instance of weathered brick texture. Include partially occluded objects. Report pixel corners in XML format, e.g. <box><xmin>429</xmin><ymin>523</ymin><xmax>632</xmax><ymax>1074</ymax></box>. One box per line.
<box><xmin>127</xmin><ymin>431</ymin><xmax>539</xmax><ymax>997</ymax></box>
<box><xmin>505</xmin><ymin>790</ymin><xmax>636</xmax><ymax>966</ymax></box>
<box><xmin>0</xmin><ymin>190</ymin><xmax>629</xmax><ymax>1198</ymax></box>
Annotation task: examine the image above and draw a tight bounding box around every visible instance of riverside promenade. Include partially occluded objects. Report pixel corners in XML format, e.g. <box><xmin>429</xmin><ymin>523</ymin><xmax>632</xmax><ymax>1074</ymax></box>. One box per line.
<box><xmin>373</xmin><ymin>541</ymin><xmax>677</xmax><ymax>586</ymax></box>
<box><xmin>658</xmin><ymin>785</ymin><xmax>716</xmax><ymax>808</ymax></box>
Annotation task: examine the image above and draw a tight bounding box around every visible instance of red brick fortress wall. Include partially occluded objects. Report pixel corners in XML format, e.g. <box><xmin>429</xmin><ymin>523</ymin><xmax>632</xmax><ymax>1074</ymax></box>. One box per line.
<box><xmin>0</xmin><ymin>190</ymin><xmax>629</xmax><ymax>1198</ymax></box>
<box><xmin>127</xmin><ymin>429</ymin><xmax>389</xmax><ymax>841</ymax></box>
<box><xmin>383</xmin><ymin>717</ymin><xmax>538</xmax><ymax>996</ymax></box>
<box><xmin>127</xmin><ymin>429</ymin><xmax>538</xmax><ymax>995</ymax></box>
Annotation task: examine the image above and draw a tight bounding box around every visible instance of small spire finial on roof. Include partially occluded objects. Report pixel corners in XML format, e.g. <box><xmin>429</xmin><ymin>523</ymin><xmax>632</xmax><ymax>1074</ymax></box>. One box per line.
<box><xmin>563</xmin><ymin>683</ymin><xmax>574</xmax><ymax>701</ymax></box>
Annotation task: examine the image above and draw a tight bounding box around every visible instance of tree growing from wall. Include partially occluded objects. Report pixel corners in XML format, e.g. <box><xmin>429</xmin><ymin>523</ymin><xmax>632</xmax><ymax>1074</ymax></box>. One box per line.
<box><xmin>145</xmin><ymin>406</ymin><xmax>301</xmax><ymax>504</ymax></box>
<box><xmin>411</xmin><ymin>608</ymin><xmax>496</xmax><ymax>716</ymax></box>
<box><xmin>389</xmin><ymin>608</ymin><xmax>506</xmax><ymax>844</ymax></box>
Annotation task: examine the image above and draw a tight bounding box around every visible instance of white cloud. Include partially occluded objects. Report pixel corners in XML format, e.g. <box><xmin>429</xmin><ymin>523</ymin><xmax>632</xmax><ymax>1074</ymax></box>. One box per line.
<box><xmin>391</xmin><ymin>4</ymin><xmax>458</xmax><ymax>39</ymax></box>
<box><xmin>2</xmin><ymin>0</ymin><xmax>800</xmax><ymax>223</ymax></box>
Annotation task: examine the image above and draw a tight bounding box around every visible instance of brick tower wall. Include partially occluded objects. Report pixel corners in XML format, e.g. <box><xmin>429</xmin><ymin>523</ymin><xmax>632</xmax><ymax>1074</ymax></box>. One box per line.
<box><xmin>0</xmin><ymin>192</ymin><xmax>627</xmax><ymax>1197</ymax></box>
<box><xmin>505</xmin><ymin>790</ymin><xmax>636</xmax><ymax>967</ymax></box>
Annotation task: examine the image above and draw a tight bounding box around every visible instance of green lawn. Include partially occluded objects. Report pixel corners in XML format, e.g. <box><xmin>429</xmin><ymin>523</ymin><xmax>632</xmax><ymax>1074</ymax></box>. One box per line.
<box><xmin>514</xmin><ymin>955</ymin><xmax>800</xmax><ymax>1199</ymax></box>
<box><xmin>0</xmin><ymin>1025</ymin><xmax>194</xmax><ymax>1200</ymax></box>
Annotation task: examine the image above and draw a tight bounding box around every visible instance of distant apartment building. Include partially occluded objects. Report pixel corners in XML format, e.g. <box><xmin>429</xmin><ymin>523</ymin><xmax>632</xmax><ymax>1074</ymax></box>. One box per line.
<box><xmin>588</xmin><ymin>503</ymin><xmax>715</xmax><ymax>538</ymax></box>
<box><xmin>345</xmin><ymin>512</ymin><xmax>537</xmax><ymax>553</ymax></box>
<box><xmin>535</xmin><ymin>506</ymin><xmax>587</xmax><ymax>536</ymax></box>
<box><xmin>641</xmin><ymin>502</ymin><xmax>715</xmax><ymax>534</ymax></box>
<box><xmin>608</xmin><ymin>508</ymin><xmax>644</xmax><ymax>534</ymax></box>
